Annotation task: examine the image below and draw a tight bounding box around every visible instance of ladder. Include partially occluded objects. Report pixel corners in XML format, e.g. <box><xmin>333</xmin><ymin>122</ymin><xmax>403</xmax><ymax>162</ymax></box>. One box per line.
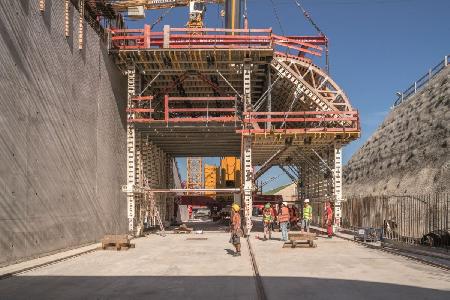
<box><xmin>154</xmin><ymin>206</ymin><xmax>166</xmax><ymax>237</ymax></box>
<box><xmin>149</xmin><ymin>192</ymin><xmax>166</xmax><ymax>237</ymax></box>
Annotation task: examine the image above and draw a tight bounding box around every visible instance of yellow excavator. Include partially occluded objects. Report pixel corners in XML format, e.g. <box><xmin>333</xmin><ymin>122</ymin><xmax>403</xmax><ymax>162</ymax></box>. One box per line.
<box><xmin>107</xmin><ymin>0</ymin><xmax>232</xmax><ymax>29</ymax></box>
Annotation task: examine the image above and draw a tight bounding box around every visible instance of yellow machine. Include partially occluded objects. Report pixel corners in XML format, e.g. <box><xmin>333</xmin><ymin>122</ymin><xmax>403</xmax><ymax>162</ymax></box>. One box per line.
<box><xmin>220</xmin><ymin>157</ymin><xmax>240</xmax><ymax>188</ymax></box>
<box><xmin>203</xmin><ymin>157</ymin><xmax>240</xmax><ymax>193</ymax></box>
<box><xmin>204</xmin><ymin>164</ymin><xmax>219</xmax><ymax>195</ymax></box>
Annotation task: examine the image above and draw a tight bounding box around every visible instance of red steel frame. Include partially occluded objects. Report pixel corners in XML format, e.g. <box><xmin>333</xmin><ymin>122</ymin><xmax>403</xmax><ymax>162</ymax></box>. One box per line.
<box><xmin>127</xmin><ymin>96</ymin><xmax>360</xmax><ymax>134</ymax></box>
<box><xmin>164</xmin><ymin>96</ymin><xmax>237</xmax><ymax>124</ymax></box>
<box><xmin>109</xmin><ymin>26</ymin><xmax>327</xmax><ymax>57</ymax></box>
<box><xmin>238</xmin><ymin>111</ymin><xmax>360</xmax><ymax>134</ymax></box>
<box><xmin>127</xmin><ymin>95</ymin><xmax>154</xmax><ymax>123</ymax></box>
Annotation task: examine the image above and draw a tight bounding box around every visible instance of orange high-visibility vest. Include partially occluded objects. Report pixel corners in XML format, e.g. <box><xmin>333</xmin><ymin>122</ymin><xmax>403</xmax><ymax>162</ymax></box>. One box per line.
<box><xmin>278</xmin><ymin>206</ymin><xmax>289</xmax><ymax>223</ymax></box>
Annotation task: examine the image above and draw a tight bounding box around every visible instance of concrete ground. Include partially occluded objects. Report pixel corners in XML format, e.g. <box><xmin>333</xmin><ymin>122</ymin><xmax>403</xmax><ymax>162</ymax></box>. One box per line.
<box><xmin>252</xmin><ymin>230</ymin><xmax>450</xmax><ymax>300</ymax></box>
<box><xmin>0</xmin><ymin>224</ymin><xmax>449</xmax><ymax>300</ymax></box>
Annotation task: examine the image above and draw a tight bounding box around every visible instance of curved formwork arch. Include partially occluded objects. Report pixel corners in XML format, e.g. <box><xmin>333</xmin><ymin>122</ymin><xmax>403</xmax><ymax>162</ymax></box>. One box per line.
<box><xmin>270</xmin><ymin>55</ymin><xmax>353</xmax><ymax>113</ymax></box>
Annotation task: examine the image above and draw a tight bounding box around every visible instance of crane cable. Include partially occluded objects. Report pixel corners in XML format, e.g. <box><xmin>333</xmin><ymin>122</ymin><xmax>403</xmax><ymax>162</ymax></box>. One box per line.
<box><xmin>269</xmin><ymin>0</ymin><xmax>285</xmax><ymax>36</ymax></box>
<box><xmin>292</xmin><ymin>0</ymin><xmax>330</xmax><ymax>73</ymax></box>
<box><xmin>150</xmin><ymin>6</ymin><xmax>174</xmax><ymax>30</ymax></box>
<box><xmin>292</xmin><ymin>0</ymin><xmax>324</xmax><ymax>36</ymax></box>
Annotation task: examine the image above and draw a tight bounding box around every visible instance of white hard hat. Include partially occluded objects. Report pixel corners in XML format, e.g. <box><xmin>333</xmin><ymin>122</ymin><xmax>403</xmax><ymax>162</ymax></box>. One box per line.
<box><xmin>304</xmin><ymin>199</ymin><xmax>310</xmax><ymax>203</ymax></box>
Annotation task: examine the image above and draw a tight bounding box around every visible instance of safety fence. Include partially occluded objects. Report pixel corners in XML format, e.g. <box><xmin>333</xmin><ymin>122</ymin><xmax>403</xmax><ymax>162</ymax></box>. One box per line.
<box><xmin>393</xmin><ymin>55</ymin><xmax>449</xmax><ymax>107</ymax></box>
<box><xmin>338</xmin><ymin>194</ymin><xmax>449</xmax><ymax>250</ymax></box>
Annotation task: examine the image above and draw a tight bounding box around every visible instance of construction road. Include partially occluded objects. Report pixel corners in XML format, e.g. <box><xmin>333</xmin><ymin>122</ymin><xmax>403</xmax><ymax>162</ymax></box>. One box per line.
<box><xmin>0</xmin><ymin>229</ymin><xmax>449</xmax><ymax>300</ymax></box>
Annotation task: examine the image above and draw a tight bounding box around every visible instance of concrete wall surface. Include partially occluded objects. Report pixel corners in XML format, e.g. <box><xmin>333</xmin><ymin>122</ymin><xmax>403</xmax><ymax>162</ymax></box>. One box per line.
<box><xmin>344</xmin><ymin>67</ymin><xmax>449</xmax><ymax>196</ymax></box>
<box><xmin>0</xmin><ymin>0</ymin><xmax>127</xmax><ymax>266</ymax></box>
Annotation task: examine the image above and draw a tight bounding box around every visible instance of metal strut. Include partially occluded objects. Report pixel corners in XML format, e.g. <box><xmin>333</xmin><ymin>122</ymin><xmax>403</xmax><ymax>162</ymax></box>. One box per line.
<box><xmin>242</xmin><ymin>59</ymin><xmax>253</xmax><ymax>235</ymax></box>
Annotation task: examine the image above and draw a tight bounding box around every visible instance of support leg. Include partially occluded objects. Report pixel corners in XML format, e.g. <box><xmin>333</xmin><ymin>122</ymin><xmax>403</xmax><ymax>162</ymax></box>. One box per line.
<box><xmin>243</xmin><ymin>136</ymin><xmax>253</xmax><ymax>235</ymax></box>
<box><xmin>242</xmin><ymin>60</ymin><xmax>253</xmax><ymax>235</ymax></box>
<box><xmin>78</xmin><ymin>0</ymin><xmax>84</xmax><ymax>50</ymax></box>
<box><xmin>333</xmin><ymin>143</ymin><xmax>343</xmax><ymax>231</ymax></box>
<box><xmin>126</xmin><ymin>66</ymin><xmax>141</xmax><ymax>235</ymax></box>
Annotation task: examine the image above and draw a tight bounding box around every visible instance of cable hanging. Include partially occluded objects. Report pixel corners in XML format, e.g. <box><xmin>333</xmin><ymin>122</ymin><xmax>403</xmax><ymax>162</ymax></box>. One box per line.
<box><xmin>269</xmin><ymin>0</ymin><xmax>285</xmax><ymax>36</ymax></box>
<box><xmin>292</xmin><ymin>0</ymin><xmax>330</xmax><ymax>73</ymax></box>
<box><xmin>292</xmin><ymin>0</ymin><xmax>324</xmax><ymax>36</ymax></box>
<box><xmin>150</xmin><ymin>6</ymin><xmax>173</xmax><ymax>30</ymax></box>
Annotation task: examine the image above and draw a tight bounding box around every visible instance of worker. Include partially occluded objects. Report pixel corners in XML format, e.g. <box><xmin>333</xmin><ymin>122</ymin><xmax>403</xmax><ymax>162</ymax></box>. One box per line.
<box><xmin>188</xmin><ymin>205</ymin><xmax>193</xmax><ymax>220</ymax></box>
<box><xmin>290</xmin><ymin>205</ymin><xmax>299</xmax><ymax>229</ymax></box>
<box><xmin>262</xmin><ymin>203</ymin><xmax>273</xmax><ymax>240</ymax></box>
<box><xmin>301</xmin><ymin>199</ymin><xmax>312</xmax><ymax>232</ymax></box>
<box><xmin>230</xmin><ymin>204</ymin><xmax>242</xmax><ymax>256</ymax></box>
<box><xmin>270</xmin><ymin>204</ymin><xmax>277</xmax><ymax>232</ymax></box>
<box><xmin>278</xmin><ymin>202</ymin><xmax>290</xmax><ymax>242</ymax></box>
<box><xmin>325</xmin><ymin>201</ymin><xmax>333</xmax><ymax>238</ymax></box>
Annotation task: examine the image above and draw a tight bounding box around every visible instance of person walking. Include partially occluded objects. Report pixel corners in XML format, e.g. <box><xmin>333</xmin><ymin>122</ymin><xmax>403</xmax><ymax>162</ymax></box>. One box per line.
<box><xmin>302</xmin><ymin>199</ymin><xmax>312</xmax><ymax>232</ymax></box>
<box><xmin>230</xmin><ymin>204</ymin><xmax>242</xmax><ymax>256</ymax></box>
<box><xmin>325</xmin><ymin>201</ymin><xmax>333</xmax><ymax>238</ymax></box>
<box><xmin>270</xmin><ymin>204</ymin><xmax>277</xmax><ymax>232</ymax></box>
<box><xmin>278</xmin><ymin>202</ymin><xmax>290</xmax><ymax>242</ymax></box>
<box><xmin>262</xmin><ymin>203</ymin><xmax>273</xmax><ymax>240</ymax></box>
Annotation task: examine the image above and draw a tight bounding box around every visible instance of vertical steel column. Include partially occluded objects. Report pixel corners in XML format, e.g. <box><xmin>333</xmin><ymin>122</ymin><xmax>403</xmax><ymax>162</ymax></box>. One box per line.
<box><xmin>163</xmin><ymin>25</ymin><xmax>171</xmax><ymax>48</ymax></box>
<box><xmin>64</xmin><ymin>0</ymin><xmax>70</xmax><ymax>37</ymax></box>
<box><xmin>242</xmin><ymin>60</ymin><xmax>253</xmax><ymax>235</ymax></box>
<box><xmin>266</xmin><ymin>67</ymin><xmax>272</xmax><ymax>130</ymax></box>
<box><xmin>333</xmin><ymin>143</ymin><xmax>343</xmax><ymax>231</ymax></box>
<box><xmin>127</xmin><ymin>67</ymin><xmax>137</xmax><ymax>232</ymax></box>
<box><xmin>78</xmin><ymin>0</ymin><xmax>84</xmax><ymax>50</ymax></box>
<box><xmin>126</xmin><ymin>66</ymin><xmax>141</xmax><ymax>234</ymax></box>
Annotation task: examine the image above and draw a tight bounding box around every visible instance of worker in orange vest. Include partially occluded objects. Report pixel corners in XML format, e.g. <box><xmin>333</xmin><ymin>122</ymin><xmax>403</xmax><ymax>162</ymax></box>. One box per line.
<box><xmin>325</xmin><ymin>201</ymin><xmax>333</xmax><ymax>238</ymax></box>
<box><xmin>278</xmin><ymin>202</ymin><xmax>290</xmax><ymax>241</ymax></box>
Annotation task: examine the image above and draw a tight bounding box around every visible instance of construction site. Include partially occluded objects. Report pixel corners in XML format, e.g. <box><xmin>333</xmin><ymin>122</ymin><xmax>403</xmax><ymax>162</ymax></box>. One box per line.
<box><xmin>0</xmin><ymin>1</ymin><xmax>449</xmax><ymax>299</ymax></box>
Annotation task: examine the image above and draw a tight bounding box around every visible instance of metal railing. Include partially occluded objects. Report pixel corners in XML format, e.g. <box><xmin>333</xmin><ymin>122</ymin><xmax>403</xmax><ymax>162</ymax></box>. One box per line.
<box><xmin>107</xmin><ymin>26</ymin><xmax>327</xmax><ymax>58</ymax></box>
<box><xmin>393</xmin><ymin>55</ymin><xmax>449</xmax><ymax>107</ymax></box>
<box><xmin>339</xmin><ymin>194</ymin><xmax>449</xmax><ymax>250</ymax></box>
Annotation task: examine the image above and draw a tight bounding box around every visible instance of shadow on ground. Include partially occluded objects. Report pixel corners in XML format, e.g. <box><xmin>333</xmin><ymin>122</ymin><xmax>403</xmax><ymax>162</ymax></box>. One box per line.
<box><xmin>0</xmin><ymin>276</ymin><xmax>448</xmax><ymax>300</ymax></box>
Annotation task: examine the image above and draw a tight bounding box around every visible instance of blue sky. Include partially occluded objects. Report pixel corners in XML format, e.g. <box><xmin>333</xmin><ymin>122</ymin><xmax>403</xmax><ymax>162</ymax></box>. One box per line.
<box><xmin>128</xmin><ymin>0</ymin><xmax>450</xmax><ymax>191</ymax></box>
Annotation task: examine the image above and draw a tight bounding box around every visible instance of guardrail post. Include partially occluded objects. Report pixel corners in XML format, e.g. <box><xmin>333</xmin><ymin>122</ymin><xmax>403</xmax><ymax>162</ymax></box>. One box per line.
<box><xmin>144</xmin><ymin>24</ymin><xmax>151</xmax><ymax>48</ymax></box>
<box><xmin>164</xmin><ymin>95</ymin><xmax>169</xmax><ymax>125</ymax></box>
<box><xmin>163</xmin><ymin>25</ymin><xmax>170</xmax><ymax>48</ymax></box>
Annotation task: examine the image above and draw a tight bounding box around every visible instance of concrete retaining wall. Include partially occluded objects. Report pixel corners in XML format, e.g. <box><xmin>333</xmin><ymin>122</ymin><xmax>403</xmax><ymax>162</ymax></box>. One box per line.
<box><xmin>343</xmin><ymin>67</ymin><xmax>449</xmax><ymax>196</ymax></box>
<box><xmin>0</xmin><ymin>0</ymin><xmax>127</xmax><ymax>266</ymax></box>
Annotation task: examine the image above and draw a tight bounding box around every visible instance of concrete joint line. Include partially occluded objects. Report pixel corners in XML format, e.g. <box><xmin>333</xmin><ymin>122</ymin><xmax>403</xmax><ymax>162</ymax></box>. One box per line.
<box><xmin>246</xmin><ymin>237</ymin><xmax>267</xmax><ymax>300</ymax></box>
<box><xmin>0</xmin><ymin>247</ymin><xmax>98</xmax><ymax>281</ymax></box>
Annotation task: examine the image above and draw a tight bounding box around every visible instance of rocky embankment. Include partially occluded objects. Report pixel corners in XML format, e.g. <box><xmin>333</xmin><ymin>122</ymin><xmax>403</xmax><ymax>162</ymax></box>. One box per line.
<box><xmin>344</xmin><ymin>67</ymin><xmax>449</xmax><ymax>196</ymax></box>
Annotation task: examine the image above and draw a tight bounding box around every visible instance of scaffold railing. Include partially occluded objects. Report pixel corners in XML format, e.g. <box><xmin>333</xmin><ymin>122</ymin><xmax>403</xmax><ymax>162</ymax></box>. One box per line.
<box><xmin>127</xmin><ymin>97</ymin><xmax>360</xmax><ymax>134</ymax></box>
<box><xmin>108</xmin><ymin>26</ymin><xmax>326</xmax><ymax>57</ymax></box>
<box><xmin>239</xmin><ymin>111</ymin><xmax>360</xmax><ymax>134</ymax></box>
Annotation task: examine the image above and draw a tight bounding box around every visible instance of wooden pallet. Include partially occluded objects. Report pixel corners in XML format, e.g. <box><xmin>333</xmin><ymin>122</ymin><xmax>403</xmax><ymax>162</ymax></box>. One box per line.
<box><xmin>101</xmin><ymin>234</ymin><xmax>135</xmax><ymax>251</ymax></box>
<box><xmin>283</xmin><ymin>232</ymin><xmax>318</xmax><ymax>248</ymax></box>
<box><xmin>173</xmin><ymin>224</ymin><xmax>193</xmax><ymax>234</ymax></box>
<box><xmin>174</xmin><ymin>230</ymin><xmax>192</xmax><ymax>234</ymax></box>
